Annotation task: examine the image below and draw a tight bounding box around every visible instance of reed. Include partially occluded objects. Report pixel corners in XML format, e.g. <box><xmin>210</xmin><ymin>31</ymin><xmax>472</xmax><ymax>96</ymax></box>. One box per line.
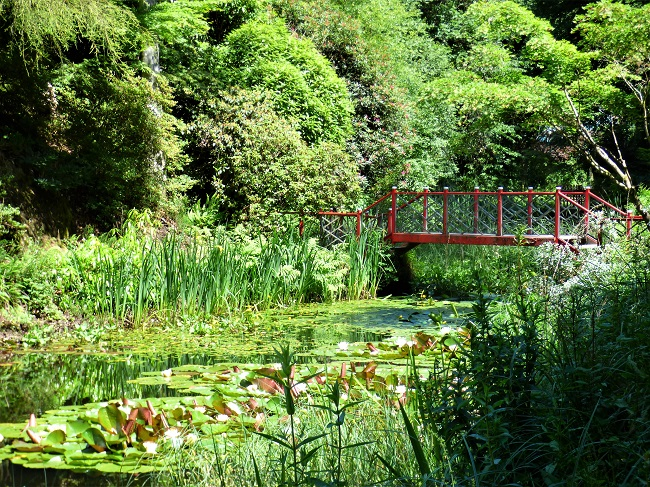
<box><xmin>63</xmin><ymin>214</ymin><xmax>388</xmax><ymax>327</ymax></box>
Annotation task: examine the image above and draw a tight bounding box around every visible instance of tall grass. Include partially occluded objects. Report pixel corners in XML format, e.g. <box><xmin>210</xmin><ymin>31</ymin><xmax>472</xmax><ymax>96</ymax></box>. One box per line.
<box><xmin>60</xmin><ymin>213</ymin><xmax>389</xmax><ymax>326</ymax></box>
<box><xmin>409</xmin><ymin>237</ymin><xmax>650</xmax><ymax>486</ymax></box>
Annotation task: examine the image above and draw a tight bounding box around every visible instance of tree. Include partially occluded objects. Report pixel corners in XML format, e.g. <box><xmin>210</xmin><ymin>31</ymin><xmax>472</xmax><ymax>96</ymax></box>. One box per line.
<box><xmin>432</xmin><ymin>0</ymin><xmax>649</xmax><ymax>223</ymax></box>
<box><xmin>0</xmin><ymin>0</ymin><xmax>184</xmax><ymax>231</ymax></box>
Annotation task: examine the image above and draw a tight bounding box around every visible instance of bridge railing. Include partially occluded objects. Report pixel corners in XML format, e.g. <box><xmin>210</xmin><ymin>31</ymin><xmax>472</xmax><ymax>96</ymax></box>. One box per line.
<box><xmin>318</xmin><ymin>187</ymin><xmax>645</xmax><ymax>248</ymax></box>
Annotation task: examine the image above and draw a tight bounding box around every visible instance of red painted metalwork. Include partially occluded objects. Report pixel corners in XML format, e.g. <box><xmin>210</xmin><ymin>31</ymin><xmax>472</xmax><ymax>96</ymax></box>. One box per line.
<box><xmin>317</xmin><ymin>187</ymin><xmax>646</xmax><ymax>250</ymax></box>
<box><xmin>527</xmin><ymin>187</ymin><xmax>533</xmax><ymax>235</ymax></box>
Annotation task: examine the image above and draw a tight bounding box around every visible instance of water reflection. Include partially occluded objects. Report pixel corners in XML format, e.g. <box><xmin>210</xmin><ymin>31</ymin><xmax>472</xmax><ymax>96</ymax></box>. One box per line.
<box><xmin>0</xmin><ymin>298</ymin><xmax>469</xmax><ymax>424</ymax></box>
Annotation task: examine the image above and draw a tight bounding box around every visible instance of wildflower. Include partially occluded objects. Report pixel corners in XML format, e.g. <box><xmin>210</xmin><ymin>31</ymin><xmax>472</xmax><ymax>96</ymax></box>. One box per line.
<box><xmin>161</xmin><ymin>369</ymin><xmax>172</xmax><ymax>378</ymax></box>
<box><xmin>338</xmin><ymin>341</ymin><xmax>349</xmax><ymax>351</ymax></box>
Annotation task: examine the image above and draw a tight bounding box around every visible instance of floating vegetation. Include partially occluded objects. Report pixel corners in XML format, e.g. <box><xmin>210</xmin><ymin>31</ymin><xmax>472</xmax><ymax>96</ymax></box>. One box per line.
<box><xmin>0</xmin><ymin>327</ymin><xmax>467</xmax><ymax>474</ymax></box>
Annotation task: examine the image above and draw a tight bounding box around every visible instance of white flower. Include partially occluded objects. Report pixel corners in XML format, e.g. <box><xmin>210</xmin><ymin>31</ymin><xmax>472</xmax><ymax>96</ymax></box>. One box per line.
<box><xmin>395</xmin><ymin>337</ymin><xmax>407</xmax><ymax>347</ymax></box>
<box><xmin>161</xmin><ymin>369</ymin><xmax>173</xmax><ymax>378</ymax></box>
<box><xmin>216</xmin><ymin>414</ymin><xmax>229</xmax><ymax>422</ymax></box>
<box><xmin>395</xmin><ymin>385</ymin><xmax>407</xmax><ymax>395</ymax></box>
<box><xmin>143</xmin><ymin>441</ymin><xmax>158</xmax><ymax>454</ymax></box>
<box><xmin>338</xmin><ymin>342</ymin><xmax>349</xmax><ymax>351</ymax></box>
<box><xmin>440</xmin><ymin>326</ymin><xmax>452</xmax><ymax>335</ymax></box>
<box><xmin>184</xmin><ymin>433</ymin><xmax>199</xmax><ymax>445</ymax></box>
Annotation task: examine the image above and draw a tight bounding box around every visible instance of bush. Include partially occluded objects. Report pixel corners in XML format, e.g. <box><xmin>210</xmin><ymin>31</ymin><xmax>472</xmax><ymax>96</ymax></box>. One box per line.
<box><xmin>216</xmin><ymin>17</ymin><xmax>353</xmax><ymax>145</ymax></box>
<box><xmin>185</xmin><ymin>88</ymin><xmax>359</xmax><ymax>223</ymax></box>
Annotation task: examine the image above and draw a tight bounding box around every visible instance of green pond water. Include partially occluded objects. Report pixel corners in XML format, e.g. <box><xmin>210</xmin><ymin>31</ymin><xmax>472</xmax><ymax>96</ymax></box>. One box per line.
<box><xmin>0</xmin><ymin>297</ymin><xmax>472</xmax><ymax>487</ymax></box>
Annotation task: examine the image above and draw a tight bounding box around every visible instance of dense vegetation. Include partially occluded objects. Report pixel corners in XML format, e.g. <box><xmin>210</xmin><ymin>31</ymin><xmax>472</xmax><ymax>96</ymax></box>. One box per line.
<box><xmin>1</xmin><ymin>0</ymin><xmax>649</xmax><ymax>240</ymax></box>
<box><xmin>1</xmin><ymin>0</ymin><xmax>650</xmax><ymax>485</ymax></box>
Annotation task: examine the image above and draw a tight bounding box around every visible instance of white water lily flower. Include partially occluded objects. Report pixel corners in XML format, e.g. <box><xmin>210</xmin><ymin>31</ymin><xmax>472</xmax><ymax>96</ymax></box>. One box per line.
<box><xmin>161</xmin><ymin>369</ymin><xmax>173</xmax><ymax>378</ymax></box>
<box><xmin>0</xmin><ymin>433</ymin><xmax>4</xmax><ymax>444</ymax></box>
<box><xmin>164</xmin><ymin>429</ymin><xmax>183</xmax><ymax>448</ymax></box>
<box><xmin>395</xmin><ymin>385</ymin><xmax>407</xmax><ymax>395</ymax></box>
<box><xmin>440</xmin><ymin>326</ymin><xmax>452</xmax><ymax>335</ymax></box>
<box><xmin>216</xmin><ymin>414</ymin><xmax>229</xmax><ymax>422</ymax></box>
<box><xmin>394</xmin><ymin>337</ymin><xmax>407</xmax><ymax>347</ymax></box>
<box><xmin>338</xmin><ymin>341</ymin><xmax>349</xmax><ymax>351</ymax></box>
<box><xmin>164</xmin><ymin>428</ymin><xmax>181</xmax><ymax>439</ymax></box>
<box><xmin>143</xmin><ymin>441</ymin><xmax>158</xmax><ymax>454</ymax></box>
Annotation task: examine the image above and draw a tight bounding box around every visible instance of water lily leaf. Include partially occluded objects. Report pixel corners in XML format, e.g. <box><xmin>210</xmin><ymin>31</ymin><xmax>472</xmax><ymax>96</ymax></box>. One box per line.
<box><xmin>200</xmin><ymin>423</ymin><xmax>229</xmax><ymax>436</ymax></box>
<box><xmin>43</xmin><ymin>442</ymin><xmax>84</xmax><ymax>454</ymax></box>
<box><xmin>98</xmin><ymin>404</ymin><xmax>126</xmax><ymax>435</ymax></box>
<box><xmin>12</xmin><ymin>440</ymin><xmax>43</xmax><ymax>453</ymax></box>
<box><xmin>96</xmin><ymin>462</ymin><xmax>158</xmax><ymax>473</ymax></box>
<box><xmin>0</xmin><ymin>423</ymin><xmax>25</xmax><ymax>439</ymax></box>
<box><xmin>189</xmin><ymin>409</ymin><xmax>210</xmax><ymax>426</ymax></box>
<box><xmin>82</xmin><ymin>428</ymin><xmax>108</xmax><ymax>453</ymax></box>
<box><xmin>443</xmin><ymin>337</ymin><xmax>460</xmax><ymax>348</ymax></box>
<box><xmin>43</xmin><ymin>430</ymin><xmax>66</xmax><ymax>446</ymax></box>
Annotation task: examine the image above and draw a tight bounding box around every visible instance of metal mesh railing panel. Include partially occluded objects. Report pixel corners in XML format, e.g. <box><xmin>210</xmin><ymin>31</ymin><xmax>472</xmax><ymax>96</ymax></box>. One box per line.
<box><xmin>447</xmin><ymin>194</ymin><xmax>477</xmax><ymax>234</ymax></box>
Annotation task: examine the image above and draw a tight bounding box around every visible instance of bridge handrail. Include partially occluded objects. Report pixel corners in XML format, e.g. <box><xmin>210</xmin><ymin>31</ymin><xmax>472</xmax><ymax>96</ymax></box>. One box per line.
<box><xmin>588</xmin><ymin>192</ymin><xmax>643</xmax><ymax>219</ymax></box>
<box><xmin>316</xmin><ymin>187</ymin><xmax>646</xmax><ymax>249</ymax></box>
<box><xmin>361</xmin><ymin>192</ymin><xmax>392</xmax><ymax>214</ymax></box>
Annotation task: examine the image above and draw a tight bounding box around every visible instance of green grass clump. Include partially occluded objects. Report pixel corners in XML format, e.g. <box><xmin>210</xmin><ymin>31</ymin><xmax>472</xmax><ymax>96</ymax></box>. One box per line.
<box><xmin>1</xmin><ymin>210</ymin><xmax>390</xmax><ymax>335</ymax></box>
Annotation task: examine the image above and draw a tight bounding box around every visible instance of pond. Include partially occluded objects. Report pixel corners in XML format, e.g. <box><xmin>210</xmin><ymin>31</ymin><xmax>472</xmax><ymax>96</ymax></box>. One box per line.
<box><xmin>0</xmin><ymin>297</ymin><xmax>472</xmax><ymax>487</ymax></box>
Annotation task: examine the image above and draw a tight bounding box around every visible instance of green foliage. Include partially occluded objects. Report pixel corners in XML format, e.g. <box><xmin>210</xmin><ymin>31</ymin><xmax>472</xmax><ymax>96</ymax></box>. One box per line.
<box><xmin>0</xmin><ymin>0</ymin><xmax>185</xmax><ymax>232</ymax></box>
<box><xmin>272</xmin><ymin>0</ymin><xmax>454</xmax><ymax>194</ymax></box>
<box><xmin>186</xmin><ymin>88</ymin><xmax>359</xmax><ymax>223</ymax></box>
<box><xmin>0</xmin><ymin>0</ymin><xmax>143</xmax><ymax>67</ymax></box>
<box><xmin>410</xmin><ymin>244</ymin><xmax>539</xmax><ymax>297</ymax></box>
<box><xmin>36</xmin><ymin>60</ymin><xmax>184</xmax><ymax>228</ymax></box>
<box><xmin>215</xmin><ymin>17</ymin><xmax>353</xmax><ymax>145</ymax></box>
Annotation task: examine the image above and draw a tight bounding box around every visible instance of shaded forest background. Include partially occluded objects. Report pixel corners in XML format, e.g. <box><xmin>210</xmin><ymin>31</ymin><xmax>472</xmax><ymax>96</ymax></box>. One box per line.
<box><xmin>1</xmin><ymin>0</ymin><xmax>649</xmax><ymax>238</ymax></box>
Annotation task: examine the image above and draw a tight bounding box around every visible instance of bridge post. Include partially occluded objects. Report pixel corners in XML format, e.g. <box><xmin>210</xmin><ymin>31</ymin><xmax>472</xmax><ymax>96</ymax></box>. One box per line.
<box><xmin>497</xmin><ymin>187</ymin><xmax>503</xmax><ymax>236</ymax></box>
<box><xmin>473</xmin><ymin>187</ymin><xmax>480</xmax><ymax>233</ymax></box>
<box><xmin>527</xmin><ymin>187</ymin><xmax>533</xmax><ymax>235</ymax></box>
<box><xmin>443</xmin><ymin>187</ymin><xmax>449</xmax><ymax>235</ymax></box>
<box><xmin>555</xmin><ymin>186</ymin><xmax>561</xmax><ymax>243</ymax></box>
<box><xmin>423</xmin><ymin>187</ymin><xmax>429</xmax><ymax>232</ymax></box>
<box><xmin>389</xmin><ymin>186</ymin><xmax>397</xmax><ymax>237</ymax></box>
<box><xmin>584</xmin><ymin>187</ymin><xmax>591</xmax><ymax>237</ymax></box>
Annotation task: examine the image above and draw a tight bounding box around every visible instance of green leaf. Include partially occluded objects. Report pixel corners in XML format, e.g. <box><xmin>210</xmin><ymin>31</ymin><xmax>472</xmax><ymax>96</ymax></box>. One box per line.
<box><xmin>43</xmin><ymin>429</ymin><xmax>66</xmax><ymax>446</ymax></box>
<box><xmin>399</xmin><ymin>403</ymin><xmax>430</xmax><ymax>476</ymax></box>
<box><xmin>98</xmin><ymin>404</ymin><xmax>125</xmax><ymax>435</ymax></box>
<box><xmin>253</xmin><ymin>431</ymin><xmax>292</xmax><ymax>450</ymax></box>
<box><xmin>81</xmin><ymin>428</ymin><xmax>108</xmax><ymax>453</ymax></box>
<box><xmin>67</xmin><ymin>420</ymin><xmax>92</xmax><ymax>437</ymax></box>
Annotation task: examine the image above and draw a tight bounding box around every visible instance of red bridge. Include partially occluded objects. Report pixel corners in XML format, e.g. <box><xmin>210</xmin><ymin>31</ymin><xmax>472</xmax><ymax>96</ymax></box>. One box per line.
<box><xmin>319</xmin><ymin>187</ymin><xmax>646</xmax><ymax>251</ymax></box>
